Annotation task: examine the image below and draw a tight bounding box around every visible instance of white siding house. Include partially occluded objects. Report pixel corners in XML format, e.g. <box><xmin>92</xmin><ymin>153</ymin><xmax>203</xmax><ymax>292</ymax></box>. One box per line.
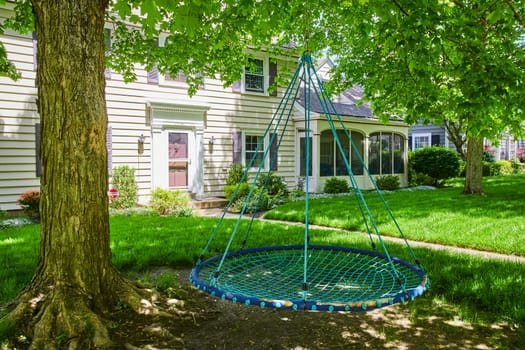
<box><xmin>0</xmin><ymin>12</ymin><xmax>409</xmax><ymax>211</ymax></box>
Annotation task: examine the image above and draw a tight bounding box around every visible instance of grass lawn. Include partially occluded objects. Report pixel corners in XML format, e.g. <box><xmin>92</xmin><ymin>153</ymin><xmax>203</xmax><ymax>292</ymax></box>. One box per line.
<box><xmin>1</xmin><ymin>175</ymin><xmax>524</xmax><ymax>345</ymax></box>
<box><xmin>264</xmin><ymin>175</ymin><xmax>525</xmax><ymax>256</ymax></box>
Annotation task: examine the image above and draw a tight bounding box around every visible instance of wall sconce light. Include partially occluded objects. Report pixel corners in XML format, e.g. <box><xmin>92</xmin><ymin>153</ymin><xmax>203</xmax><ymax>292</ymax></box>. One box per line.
<box><xmin>208</xmin><ymin>135</ymin><xmax>215</xmax><ymax>153</ymax></box>
<box><xmin>138</xmin><ymin>134</ymin><xmax>145</xmax><ymax>155</ymax></box>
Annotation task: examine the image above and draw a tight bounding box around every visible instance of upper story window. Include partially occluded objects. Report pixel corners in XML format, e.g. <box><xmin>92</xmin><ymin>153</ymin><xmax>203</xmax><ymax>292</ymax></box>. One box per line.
<box><xmin>244</xmin><ymin>58</ymin><xmax>265</xmax><ymax>93</ymax></box>
<box><xmin>233</xmin><ymin>56</ymin><xmax>277</xmax><ymax>96</ymax></box>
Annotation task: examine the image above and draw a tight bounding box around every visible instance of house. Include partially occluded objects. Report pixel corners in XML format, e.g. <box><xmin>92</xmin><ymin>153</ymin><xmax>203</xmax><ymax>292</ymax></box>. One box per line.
<box><xmin>408</xmin><ymin>121</ymin><xmax>450</xmax><ymax>151</ymax></box>
<box><xmin>0</xmin><ymin>12</ymin><xmax>409</xmax><ymax>211</ymax></box>
<box><xmin>408</xmin><ymin>122</ymin><xmax>525</xmax><ymax>162</ymax></box>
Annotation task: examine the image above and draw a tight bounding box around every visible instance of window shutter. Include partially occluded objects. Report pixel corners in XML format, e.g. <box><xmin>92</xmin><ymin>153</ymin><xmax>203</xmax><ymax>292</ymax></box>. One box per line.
<box><xmin>232</xmin><ymin>130</ymin><xmax>242</xmax><ymax>164</ymax></box>
<box><xmin>107</xmin><ymin>126</ymin><xmax>112</xmax><ymax>174</ymax></box>
<box><xmin>270</xmin><ymin>132</ymin><xmax>278</xmax><ymax>170</ymax></box>
<box><xmin>431</xmin><ymin>134</ymin><xmax>440</xmax><ymax>146</ymax></box>
<box><xmin>147</xmin><ymin>66</ymin><xmax>159</xmax><ymax>84</ymax></box>
<box><xmin>408</xmin><ymin>136</ymin><xmax>412</xmax><ymax>151</ymax></box>
<box><xmin>231</xmin><ymin>80</ymin><xmax>241</xmax><ymax>93</ymax></box>
<box><xmin>269</xmin><ymin>61</ymin><xmax>278</xmax><ymax>97</ymax></box>
<box><xmin>35</xmin><ymin>123</ymin><xmax>41</xmax><ymax>177</ymax></box>
<box><xmin>32</xmin><ymin>32</ymin><xmax>37</xmax><ymax>70</ymax></box>
<box><xmin>104</xmin><ymin>29</ymin><xmax>111</xmax><ymax>79</ymax></box>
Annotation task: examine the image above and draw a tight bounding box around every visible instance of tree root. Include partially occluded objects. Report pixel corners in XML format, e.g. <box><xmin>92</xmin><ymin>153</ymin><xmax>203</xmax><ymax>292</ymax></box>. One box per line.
<box><xmin>1</xmin><ymin>272</ymin><xmax>170</xmax><ymax>349</ymax></box>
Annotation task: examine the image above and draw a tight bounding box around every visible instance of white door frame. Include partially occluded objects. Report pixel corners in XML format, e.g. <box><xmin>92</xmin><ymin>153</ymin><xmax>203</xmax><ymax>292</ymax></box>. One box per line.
<box><xmin>148</xmin><ymin>101</ymin><xmax>209</xmax><ymax>199</ymax></box>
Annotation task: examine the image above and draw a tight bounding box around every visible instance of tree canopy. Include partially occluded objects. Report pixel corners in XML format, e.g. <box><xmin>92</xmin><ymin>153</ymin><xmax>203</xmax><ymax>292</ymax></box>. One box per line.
<box><xmin>1</xmin><ymin>0</ymin><xmax>525</xmax><ymax>347</ymax></box>
<box><xmin>325</xmin><ymin>1</ymin><xmax>525</xmax><ymax>143</ymax></box>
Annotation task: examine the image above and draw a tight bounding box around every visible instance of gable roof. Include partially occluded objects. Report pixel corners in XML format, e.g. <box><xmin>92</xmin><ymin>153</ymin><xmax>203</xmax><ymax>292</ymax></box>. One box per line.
<box><xmin>296</xmin><ymin>84</ymin><xmax>373</xmax><ymax>118</ymax></box>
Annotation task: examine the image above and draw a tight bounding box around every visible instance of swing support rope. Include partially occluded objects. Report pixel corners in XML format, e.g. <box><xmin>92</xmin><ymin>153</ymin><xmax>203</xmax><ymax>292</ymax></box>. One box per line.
<box><xmin>191</xmin><ymin>53</ymin><xmax>429</xmax><ymax>311</ymax></box>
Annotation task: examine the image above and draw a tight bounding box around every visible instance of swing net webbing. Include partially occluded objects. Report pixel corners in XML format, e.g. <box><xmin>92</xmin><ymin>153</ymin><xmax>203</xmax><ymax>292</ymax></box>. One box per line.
<box><xmin>190</xmin><ymin>54</ymin><xmax>429</xmax><ymax>312</ymax></box>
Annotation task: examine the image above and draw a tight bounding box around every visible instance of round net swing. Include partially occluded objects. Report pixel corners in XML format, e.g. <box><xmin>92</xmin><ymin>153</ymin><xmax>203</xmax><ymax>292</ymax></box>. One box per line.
<box><xmin>190</xmin><ymin>54</ymin><xmax>429</xmax><ymax>312</ymax></box>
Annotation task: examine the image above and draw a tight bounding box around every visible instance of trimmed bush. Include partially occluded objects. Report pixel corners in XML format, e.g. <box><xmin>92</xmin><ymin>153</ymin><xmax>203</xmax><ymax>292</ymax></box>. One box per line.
<box><xmin>256</xmin><ymin>172</ymin><xmax>288</xmax><ymax>196</ymax></box>
<box><xmin>226</xmin><ymin>164</ymin><xmax>246</xmax><ymax>186</ymax></box>
<box><xmin>17</xmin><ymin>189</ymin><xmax>40</xmax><ymax>221</ymax></box>
<box><xmin>149</xmin><ymin>188</ymin><xmax>192</xmax><ymax>216</ymax></box>
<box><xmin>375</xmin><ymin>175</ymin><xmax>400</xmax><ymax>191</ymax></box>
<box><xmin>410</xmin><ymin>146</ymin><xmax>460</xmax><ymax>186</ymax></box>
<box><xmin>323</xmin><ymin>177</ymin><xmax>350</xmax><ymax>194</ymax></box>
<box><xmin>224</xmin><ymin>183</ymin><xmax>250</xmax><ymax>201</ymax></box>
<box><xmin>110</xmin><ymin>166</ymin><xmax>138</xmax><ymax>209</ymax></box>
<box><xmin>496</xmin><ymin>160</ymin><xmax>514</xmax><ymax>175</ymax></box>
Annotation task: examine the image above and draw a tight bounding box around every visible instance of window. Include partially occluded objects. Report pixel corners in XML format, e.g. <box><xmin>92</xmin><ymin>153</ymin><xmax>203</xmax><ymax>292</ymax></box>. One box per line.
<box><xmin>232</xmin><ymin>131</ymin><xmax>274</xmax><ymax>170</ymax></box>
<box><xmin>244</xmin><ymin>58</ymin><xmax>264</xmax><ymax>93</ymax></box>
<box><xmin>368</xmin><ymin>132</ymin><xmax>405</xmax><ymax>175</ymax></box>
<box><xmin>319</xmin><ymin>129</ymin><xmax>364</xmax><ymax>177</ymax></box>
<box><xmin>412</xmin><ymin>133</ymin><xmax>430</xmax><ymax>150</ymax></box>
<box><xmin>299</xmin><ymin>135</ymin><xmax>313</xmax><ymax>177</ymax></box>
<box><xmin>245</xmin><ymin>134</ymin><xmax>264</xmax><ymax>168</ymax></box>
<box><xmin>233</xmin><ymin>57</ymin><xmax>277</xmax><ymax>96</ymax></box>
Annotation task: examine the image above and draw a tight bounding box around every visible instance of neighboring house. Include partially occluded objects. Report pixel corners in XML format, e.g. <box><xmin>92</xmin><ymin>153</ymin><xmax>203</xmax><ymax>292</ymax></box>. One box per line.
<box><xmin>408</xmin><ymin>122</ymin><xmax>525</xmax><ymax>161</ymax></box>
<box><xmin>408</xmin><ymin>121</ymin><xmax>450</xmax><ymax>151</ymax></box>
<box><xmin>0</xmin><ymin>15</ymin><xmax>409</xmax><ymax>211</ymax></box>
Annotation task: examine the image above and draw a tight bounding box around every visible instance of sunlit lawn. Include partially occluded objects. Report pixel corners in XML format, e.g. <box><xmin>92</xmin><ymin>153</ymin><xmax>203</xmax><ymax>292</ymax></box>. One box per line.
<box><xmin>1</xmin><ymin>175</ymin><xmax>524</xmax><ymax>345</ymax></box>
<box><xmin>264</xmin><ymin>175</ymin><xmax>525</xmax><ymax>255</ymax></box>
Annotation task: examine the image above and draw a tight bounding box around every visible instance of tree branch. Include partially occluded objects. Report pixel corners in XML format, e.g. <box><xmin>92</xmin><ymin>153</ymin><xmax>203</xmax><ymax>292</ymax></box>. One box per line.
<box><xmin>391</xmin><ymin>0</ymin><xmax>409</xmax><ymax>16</ymax></box>
<box><xmin>503</xmin><ymin>0</ymin><xmax>525</xmax><ymax>28</ymax></box>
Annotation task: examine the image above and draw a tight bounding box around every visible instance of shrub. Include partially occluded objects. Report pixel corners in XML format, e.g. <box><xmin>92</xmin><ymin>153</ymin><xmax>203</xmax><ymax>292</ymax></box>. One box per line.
<box><xmin>495</xmin><ymin>160</ymin><xmax>513</xmax><ymax>175</ymax></box>
<box><xmin>17</xmin><ymin>189</ymin><xmax>40</xmax><ymax>221</ymax></box>
<box><xmin>110</xmin><ymin>166</ymin><xmax>138</xmax><ymax>209</ymax></box>
<box><xmin>256</xmin><ymin>172</ymin><xmax>288</xmax><ymax>196</ymax></box>
<box><xmin>483</xmin><ymin>150</ymin><xmax>496</xmax><ymax>163</ymax></box>
<box><xmin>224</xmin><ymin>183</ymin><xmax>251</xmax><ymax>201</ymax></box>
<box><xmin>323</xmin><ymin>177</ymin><xmax>350</xmax><ymax>194</ymax></box>
<box><xmin>410</xmin><ymin>172</ymin><xmax>435</xmax><ymax>186</ymax></box>
<box><xmin>226</xmin><ymin>164</ymin><xmax>246</xmax><ymax>186</ymax></box>
<box><xmin>375</xmin><ymin>175</ymin><xmax>400</xmax><ymax>191</ymax></box>
<box><xmin>149</xmin><ymin>188</ymin><xmax>193</xmax><ymax>216</ymax></box>
<box><xmin>482</xmin><ymin>161</ymin><xmax>502</xmax><ymax>176</ymax></box>
<box><xmin>410</xmin><ymin>147</ymin><xmax>460</xmax><ymax>186</ymax></box>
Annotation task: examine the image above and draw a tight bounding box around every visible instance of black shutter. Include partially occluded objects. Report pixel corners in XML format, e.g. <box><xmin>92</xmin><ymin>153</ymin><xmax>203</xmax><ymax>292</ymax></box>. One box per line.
<box><xmin>107</xmin><ymin>126</ymin><xmax>112</xmax><ymax>174</ymax></box>
<box><xmin>408</xmin><ymin>136</ymin><xmax>412</xmax><ymax>151</ymax></box>
<box><xmin>232</xmin><ymin>130</ymin><xmax>242</xmax><ymax>164</ymax></box>
<box><xmin>431</xmin><ymin>134</ymin><xmax>440</xmax><ymax>146</ymax></box>
<box><xmin>270</xmin><ymin>132</ymin><xmax>278</xmax><ymax>170</ymax></box>
<box><xmin>35</xmin><ymin>123</ymin><xmax>41</xmax><ymax>177</ymax></box>
<box><xmin>269</xmin><ymin>61</ymin><xmax>278</xmax><ymax>96</ymax></box>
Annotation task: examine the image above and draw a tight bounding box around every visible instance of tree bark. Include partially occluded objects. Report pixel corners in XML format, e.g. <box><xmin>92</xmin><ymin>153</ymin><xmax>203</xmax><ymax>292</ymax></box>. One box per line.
<box><xmin>463</xmin><ymin>136</ymin><xmax>484</xmax><ymax>195</ymax></box>
<box><xmin>2</xmin><ymin>1</ymin><xmax>158</xmax><ymax>348</ymax></box>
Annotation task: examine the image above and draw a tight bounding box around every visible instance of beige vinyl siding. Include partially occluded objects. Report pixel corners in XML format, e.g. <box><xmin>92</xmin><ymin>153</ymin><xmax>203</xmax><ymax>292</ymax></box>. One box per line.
<box><xmin>0</xmin><ymin>12</ymin><xmax>297</xmax><ymax>209</ymax></box>
<box><xmin>0</xmin><ymin>15</ymin><xmax>39</xmax><ymax>210</ymax></box>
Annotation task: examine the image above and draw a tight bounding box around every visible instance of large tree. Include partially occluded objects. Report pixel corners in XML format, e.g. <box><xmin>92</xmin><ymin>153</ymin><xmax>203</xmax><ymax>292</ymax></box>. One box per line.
<box><xmin>323</xmin><ymin>0</ymin><xmax>525</xmax><ymax>194</ymax></box>
<box><xmin>1</xmin><ymin>0</ymin><xmax>524</xmax><ymax>347</ymax></box>
<box><xmin>0</xmin><ymin>0</ymin><xmax>293</xmax><ymax>348</ymax></box>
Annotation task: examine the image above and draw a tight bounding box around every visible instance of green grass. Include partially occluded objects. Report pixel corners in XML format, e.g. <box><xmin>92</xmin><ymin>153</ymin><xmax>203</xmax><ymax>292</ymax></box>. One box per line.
<box><xmin>1</xmin><ymin>177</ymin><xmax>525</xmax><ymax>340</ymax></box>
<box><xmin>264</xmin><ymin>175</ymin><xmax>525</xmax><ymax>255</ymax></box>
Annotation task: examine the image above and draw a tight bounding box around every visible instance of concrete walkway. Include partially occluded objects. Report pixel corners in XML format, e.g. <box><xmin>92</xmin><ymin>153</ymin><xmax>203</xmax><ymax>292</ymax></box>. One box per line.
<box><xmin>195</xmin><ymin>207</ymin><xmax>525</xmax><ymax>264</ymax></box>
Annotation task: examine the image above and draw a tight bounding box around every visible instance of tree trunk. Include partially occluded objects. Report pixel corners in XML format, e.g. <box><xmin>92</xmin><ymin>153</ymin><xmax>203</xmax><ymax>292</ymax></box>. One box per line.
<box><xmin>463</xmin><ymin>136</ymin><xmax>484</xmax><ymax>195</ymax></box>
<box><xmin>2</xmin><ymin>1</ymin><xmax>157</xmax><ymax>348</ymax></box>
